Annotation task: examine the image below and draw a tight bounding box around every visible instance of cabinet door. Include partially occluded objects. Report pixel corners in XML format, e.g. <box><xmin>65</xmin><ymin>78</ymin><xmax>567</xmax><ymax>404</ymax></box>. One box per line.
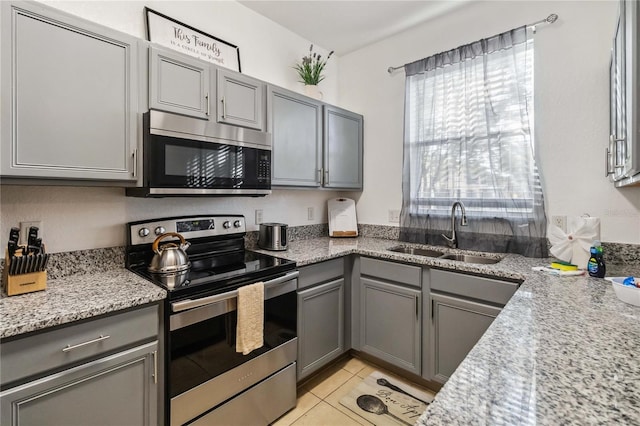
<box><xmin>149</xmin><ymin>46</ymin><xmax>210</xmax><ymax>119</ymax></box>
<box><xmin>610</xmin><ymin>2</ymin><xmax>627</xmax><ymax>181</ymax></box>
<box><xmin>323</xmin><ymin>106</ymin><xmax>363</xmax><ymax>189</ymax></box>
<box><xmin>0</xmin><ymin>341</ymin><xmax>158</xmax><ymax>426</ymax></box>
<box><xmin>430</xmin><ymin>293</ymin><xmax>500</xmax><ymax>383</ymax></box>
<box><xmin>216</xmin><ymin>69</ymin><xmax>265</xmax><ymax>130</ymax></box>
<box><xmin>268</xmin><ymin>86</ymin><xmax>322</xmax><ymax>187</ymax></box>
<box><xmin>0</xmin><ymin>2</ymin><xmax>138</xmax><ymax>181</ymax></box>
<box><xmin>297</xmin><ymin>278</ymin><xmax>345</xmax><ymax>380</ymax></box>
<box><xmin>360</xmin><ymin>277</ymin><xmax>421</xmax><ymax>374</ymax></box>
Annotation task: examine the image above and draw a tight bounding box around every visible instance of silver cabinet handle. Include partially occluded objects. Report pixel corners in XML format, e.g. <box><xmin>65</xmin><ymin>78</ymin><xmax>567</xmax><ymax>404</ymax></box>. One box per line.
<box><xmin>606</xmin><ymin>135</ymin><xmax>626</xmax><ymax>177</ymax></box>
<box><xmin>205</xmin><ymin>93</ymin><xmax>210</xmax><ymax>116</ymax></box>
<box><xmin>415</xmin><ymin>295</ymin><xmax>419</xmax><ymax>318</ymax></box>
<box><xmin>62</xmin><ymin>335</ymin><xmax>111</xmax><ymax>352</ymax></box>
<box><xmin>318</xmin><ymin>169</ymin><xmax>323</xmax><ymax>185</ymax></box>
<box><xmin>221</xmin><ymin>96</ymin><xmax>226</xmax><ymax>118</ymax></box>
<box><xmin>152</xmin><ymin>350</ymin><xmax>158</xmax><ymax>384</ymax></box>
<box><xmin>132</xmin><ymin>149</ymin><xmax>138</xmax><ymax>177</ymax></box>
<box><xmin>324</xmin><ymin>169</ymin><xmax>329</xmax><ymax>186</ymax></box>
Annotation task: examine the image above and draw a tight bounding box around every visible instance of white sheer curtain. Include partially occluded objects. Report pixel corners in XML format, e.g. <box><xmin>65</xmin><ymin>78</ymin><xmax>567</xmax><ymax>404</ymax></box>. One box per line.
<box><xmin>399</xmin><ymin>26</ymin><xmax>548</xmax><ymax>257</ymax></box>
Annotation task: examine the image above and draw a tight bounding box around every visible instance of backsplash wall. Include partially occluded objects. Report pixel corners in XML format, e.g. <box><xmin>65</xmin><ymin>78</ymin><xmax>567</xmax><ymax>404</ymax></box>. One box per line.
<box><xmin>0</xmin><ymin>186</ymin><xmax>340</xmax><ymax>253</ymax></box>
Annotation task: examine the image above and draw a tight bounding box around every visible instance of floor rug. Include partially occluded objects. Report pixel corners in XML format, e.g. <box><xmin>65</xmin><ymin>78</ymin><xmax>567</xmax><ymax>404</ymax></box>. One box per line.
<box><xmin>339</xmin><ymin>370</ymin><xmax>434</xmax><ymax>425</ymax></box>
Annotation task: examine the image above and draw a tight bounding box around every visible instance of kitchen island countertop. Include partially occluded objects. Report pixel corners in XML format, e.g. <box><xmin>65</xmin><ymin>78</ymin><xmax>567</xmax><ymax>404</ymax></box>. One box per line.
<box><xmin>253</xmin><ymin>237</ymin><xmax>640</xmax><ymax>425</ymax></box>
<box><xmin>0</xmin><ymin>268</ymin><xmax>166</xmax><ymax>339</ymax></box>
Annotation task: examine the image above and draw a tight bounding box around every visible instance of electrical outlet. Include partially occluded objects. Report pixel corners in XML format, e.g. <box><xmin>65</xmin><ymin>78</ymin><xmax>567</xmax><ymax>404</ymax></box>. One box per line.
<box><xmin>255</xmin><ymin>209</ymin><xmax>263</xmax><ymax>225</ymax></box>
<box><xmin>551</xmin><ymin>215</ymin><xmax>566</xmax><ymax>232</ymax></box>
<box><xmin>19</xmin><ymin>221</ymin><xmax>43</xmax><ymax>246</ymax></box>
<box><xmin>307</xmin><ymin>207</ymin><xmax>315</xmax><ymax>221</ymax></box>
<box><xmin>388</xmin><ymin>209</ymin><xmax>401</xmax><ymax>223</ymax></box>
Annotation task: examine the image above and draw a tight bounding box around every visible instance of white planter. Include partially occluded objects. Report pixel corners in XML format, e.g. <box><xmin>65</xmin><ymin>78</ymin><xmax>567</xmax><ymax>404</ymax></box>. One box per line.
<box><xmin>304</xmin><ymin>84</ymin><xmax>323</xmax><ymax>100</ymax></box>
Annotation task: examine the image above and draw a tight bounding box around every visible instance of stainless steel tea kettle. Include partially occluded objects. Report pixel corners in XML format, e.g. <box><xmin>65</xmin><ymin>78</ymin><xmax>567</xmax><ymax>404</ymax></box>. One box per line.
<box><xmin>148</xmin><ymin>232</ymin><xmax>191</xmax><ymax>276</ymax></box>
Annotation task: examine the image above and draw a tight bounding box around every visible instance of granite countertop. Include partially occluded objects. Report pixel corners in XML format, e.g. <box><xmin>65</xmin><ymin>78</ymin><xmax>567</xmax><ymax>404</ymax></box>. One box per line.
<box><xmin>252</xmin><ymin>237</ymin><xmax>640</xmax><ymax>425</ymax></box>
<box><xmin>0</xmin><ymin>268</ymin><xmax>166</xmax><ymax>339</ymax></box>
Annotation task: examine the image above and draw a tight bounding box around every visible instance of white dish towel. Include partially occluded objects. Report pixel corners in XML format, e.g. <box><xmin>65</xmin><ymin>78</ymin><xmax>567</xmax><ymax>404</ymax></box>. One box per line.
<box><xmin>548</xmin><ymin>216</ymin><xmax>600</xmax><ymax>268</ymax></box>
<box><xmin>236</xmin><ymin>282</ymin><xmax>264</xmax><ymax>355</ymax></box>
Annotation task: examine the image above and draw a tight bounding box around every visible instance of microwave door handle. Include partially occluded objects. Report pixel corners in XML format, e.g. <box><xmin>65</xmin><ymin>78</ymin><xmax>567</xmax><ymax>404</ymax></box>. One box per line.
<box><xmin>171</xmin><ymin>271</ymin><xmax>299</xmax><ymax>312</ymax></box>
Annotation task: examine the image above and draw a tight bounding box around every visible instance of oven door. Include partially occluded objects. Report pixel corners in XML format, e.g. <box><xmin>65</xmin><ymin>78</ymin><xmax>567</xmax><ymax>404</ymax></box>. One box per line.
<box><xmin>168</xmin><ymin>271</ymin><xmax>298</xmax><ymax>426</ymax></box>
<box><xmin>146</xmin><ymin>133</ymin><xmax>271</xmax><ymax>195</ymax></box>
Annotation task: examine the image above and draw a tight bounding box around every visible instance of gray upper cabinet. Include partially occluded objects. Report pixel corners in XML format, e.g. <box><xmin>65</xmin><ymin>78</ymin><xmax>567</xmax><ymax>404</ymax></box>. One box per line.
<box><xmin>149</xmin><ymin>46</ymin><xmax>210</xmax><ymax>119</ymax></box>
<box><xmin>323</xmin><ymin>105</ymin><xmax>363</xmax><ymax>189</ymax></box>
<box><xmin>217</xmin><ymin>69</ymin><xmax>265</xmax><ymax>130</ymax></box>
<box><xmin>0</xmin><ymin>1</ymin><xmax>138</xmax><ymax>181</ymax></box>
<box><xmin>268</xmin><ymin>86</ymin><xmax>323</xmax><ymax>187</ymax></box>
<box><xmin>268</xmin><ymin>88</ymin><xmax>364</xmax><ymax>190</ymax></box>
<box><xmin>609</xmin><ymin>0</ymin><xmax>640</xmax><ymax>186</ymax></box>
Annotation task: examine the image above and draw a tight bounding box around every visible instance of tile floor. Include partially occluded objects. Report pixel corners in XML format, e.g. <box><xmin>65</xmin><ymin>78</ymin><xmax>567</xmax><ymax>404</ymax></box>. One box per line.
<box><xmin>272</xmin><ymin>356</ymin><xmax>437</xmax><ymax>426</ymax></box>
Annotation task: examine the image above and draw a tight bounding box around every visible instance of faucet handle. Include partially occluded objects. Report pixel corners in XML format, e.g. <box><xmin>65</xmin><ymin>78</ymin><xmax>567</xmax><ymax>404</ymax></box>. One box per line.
<box><xmin>441</xmin><ymin>233</ymin><xmax>455</xmax><ymax>247</ymax></box>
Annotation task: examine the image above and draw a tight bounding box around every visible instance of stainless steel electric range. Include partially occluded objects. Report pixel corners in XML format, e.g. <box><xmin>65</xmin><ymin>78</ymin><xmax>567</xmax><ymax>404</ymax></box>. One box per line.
<box><xmin>125</xmin><ymin>215</ymin><xmax>298</xmax><ymax>426</ymax></box>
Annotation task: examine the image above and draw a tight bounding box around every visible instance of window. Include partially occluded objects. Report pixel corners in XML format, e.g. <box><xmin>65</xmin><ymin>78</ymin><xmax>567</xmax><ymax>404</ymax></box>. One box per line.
<box><xmin>400</xmin><ymin>27</ymin><xmax>548</xmax><ymax>257</ymax></box>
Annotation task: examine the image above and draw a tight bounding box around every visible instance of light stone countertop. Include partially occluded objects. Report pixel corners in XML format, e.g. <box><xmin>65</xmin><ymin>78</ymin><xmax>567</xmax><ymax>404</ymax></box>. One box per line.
<box><xmin>2</xmin><ymin>236</ymin><xmax>639</xmax><ymax>424</ymax></box>
<box><xmin>252</xmin><ymin>237</ymin><xmax>640</xmax><ymax>425</ymax></box>
<box><xmin>0</xmin><ymin>268</ymin><xmax>166</xmax><ymax>339</ymax></box>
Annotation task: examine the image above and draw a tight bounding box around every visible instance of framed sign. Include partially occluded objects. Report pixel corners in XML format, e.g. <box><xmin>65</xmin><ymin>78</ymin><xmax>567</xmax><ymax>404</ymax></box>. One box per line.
<box><xmin>145</xmin><ymin>7</ymin><xmax>241</xmax><ymax>72</ymax></box>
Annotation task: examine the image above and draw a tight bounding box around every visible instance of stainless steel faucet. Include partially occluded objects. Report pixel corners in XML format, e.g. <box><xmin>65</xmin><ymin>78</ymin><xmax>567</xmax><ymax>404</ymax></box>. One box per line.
<box><xmin>442</xmin><ymin>201</ymin><xmax>468</xmax><ymax>248</ymax></box>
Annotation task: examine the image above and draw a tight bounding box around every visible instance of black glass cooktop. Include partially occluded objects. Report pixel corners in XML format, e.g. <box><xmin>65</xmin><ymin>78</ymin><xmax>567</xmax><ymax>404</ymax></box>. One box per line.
<box><xmin>130</xmin><ymin>250</ymin><xmax>296</xmax><ymax>299</ymax></box>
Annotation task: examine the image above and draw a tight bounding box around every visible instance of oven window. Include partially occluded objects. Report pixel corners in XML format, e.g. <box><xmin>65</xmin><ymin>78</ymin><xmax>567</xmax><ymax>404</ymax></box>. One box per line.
<box><xmin>169</xmin><ymin>291</ymin><xmax>296</xmax><ymax>398</ymax></box>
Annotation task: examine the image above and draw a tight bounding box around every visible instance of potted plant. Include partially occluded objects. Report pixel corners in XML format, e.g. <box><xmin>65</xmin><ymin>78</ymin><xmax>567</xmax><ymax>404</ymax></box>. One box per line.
<box><xmin>294</xmin><ymin>44</ymin><xmax>333</xmax><ymax>99</ymax></box>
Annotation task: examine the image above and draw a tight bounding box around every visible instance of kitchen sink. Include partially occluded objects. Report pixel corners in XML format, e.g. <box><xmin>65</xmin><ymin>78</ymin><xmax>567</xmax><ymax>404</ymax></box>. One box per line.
<box><xmin>439</xmin><ymin>254</ymin><xmax>502</xmax><ymax>264</ymax></box>
<box><xmin>387</xmin><ymin>246</ymin><xmax>445</xmax><ymax>257</ymax></box>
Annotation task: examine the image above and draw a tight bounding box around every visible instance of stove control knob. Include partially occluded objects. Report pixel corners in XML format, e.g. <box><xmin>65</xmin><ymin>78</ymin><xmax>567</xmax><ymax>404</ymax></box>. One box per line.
<box><xmin>233</xmin><ymin>220</ymin><xmax>242</xmax><ymax>228</ymax></box>
<box><xmin>138</xmin><ymin>227</ymin><xmax>150</xmax><ymax>238</ymax></box>
<box><xmin>223</xmin><ymin>221</ymin><xmax>231</xmax><ymax>229</ymax></box>
<box><xmin>154</xmin><ymin>226</ymin><xmax>166</xmax><ymax>236</ymax></box>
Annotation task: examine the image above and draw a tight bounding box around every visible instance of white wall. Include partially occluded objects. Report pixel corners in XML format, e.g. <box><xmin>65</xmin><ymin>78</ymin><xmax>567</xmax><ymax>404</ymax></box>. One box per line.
<box><xmin>338</xmin><ymin>0</ymin><xmax>640</xmax><ymax>244</ymax></box>
<box><xmin>0</xmin><ymin>1</ymin><xmax>340</xmax><ymax>253</ymax></box>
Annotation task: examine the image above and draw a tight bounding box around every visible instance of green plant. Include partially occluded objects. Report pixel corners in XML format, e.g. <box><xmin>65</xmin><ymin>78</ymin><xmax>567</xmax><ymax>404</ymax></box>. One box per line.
<box><xmin>294</xmin><ymin>44</ymin><xmax>334</xmax><ymax>85</ymax></box>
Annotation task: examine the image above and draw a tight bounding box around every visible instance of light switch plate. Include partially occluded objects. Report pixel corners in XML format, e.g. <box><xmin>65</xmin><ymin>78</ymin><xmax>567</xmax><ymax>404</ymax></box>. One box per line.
<box><xmin>551</xmin><ymin>215</ymin><xmax>566</xmax><ymax>232</ymax></box>
<box><xmin>255</xmin><ymin>209</ymin><xmax>263</xmax><ymax>225</ymax></box>
<box><xmin>19</xmin><ymin>221</ymin><xmax>43</xmax><ymax>246</ymax></box>
<box><xmin>388</xmin><ymin>209</ymin><xmax>401</xmax><ymax>223</ymax></box>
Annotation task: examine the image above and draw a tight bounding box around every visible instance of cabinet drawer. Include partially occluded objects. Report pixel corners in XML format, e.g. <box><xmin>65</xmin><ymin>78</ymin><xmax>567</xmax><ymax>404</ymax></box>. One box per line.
<box><xmin>298</xmin><ymin>258</ymin><xmax>344</xmax><ymax>290</ymax></box>
<box><xmin>360</xmin><ymin>257</ymin><xmax>421</xmax><ymax>288</ymax></box>
<box><xmin>430</xmin><ymin>270</ymin><xmax>518</xmax><ymax>306</ymax></box>
<box><xmin>1</xmin><ymin>305</ymin><xmax>158</xmax><ymax>386</ymax></box>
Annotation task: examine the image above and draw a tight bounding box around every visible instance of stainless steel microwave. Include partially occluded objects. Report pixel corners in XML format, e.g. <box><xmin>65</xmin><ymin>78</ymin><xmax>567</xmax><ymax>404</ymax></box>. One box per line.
<box><xmin>127</xmin><ymin>111</ymin><xmax>271</xmax><ymax>197</ymax></box>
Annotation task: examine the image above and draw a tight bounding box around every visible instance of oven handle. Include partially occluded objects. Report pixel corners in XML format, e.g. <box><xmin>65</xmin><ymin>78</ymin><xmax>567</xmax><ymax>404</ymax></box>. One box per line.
<box><xmin>171</xmin><ymin>271</ymin><xmax>299</xmax><ymax>313</ymax></box>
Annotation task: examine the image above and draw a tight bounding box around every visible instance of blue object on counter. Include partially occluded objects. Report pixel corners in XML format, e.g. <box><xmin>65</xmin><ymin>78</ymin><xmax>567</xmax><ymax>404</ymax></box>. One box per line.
<box><xmin>622</xmin><ymin>276</ymin><xmax>638</xmax><ymax>287</ymax></box>
<box><xmin>587</xmin><ymin>240</ymin><xmax>606</xmax><ymax>278</ymax></box>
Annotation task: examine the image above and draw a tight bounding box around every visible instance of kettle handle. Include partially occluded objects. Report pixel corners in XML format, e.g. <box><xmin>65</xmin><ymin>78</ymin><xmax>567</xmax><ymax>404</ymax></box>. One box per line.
<box><xmin>152</xmin><ymin>232</ymin><xmax>187</xmax><ymax>254</ymax></box>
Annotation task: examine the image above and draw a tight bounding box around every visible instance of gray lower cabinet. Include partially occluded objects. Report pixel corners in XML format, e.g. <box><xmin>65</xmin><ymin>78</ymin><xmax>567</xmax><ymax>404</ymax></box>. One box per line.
<box><xmin>0</xmin><ymin>305</ymin><xmax>160</xmax><ymax>426</ymax></box>
<box><xmin>217</xmin><ymin>69</ymin><xmax>265</xmax><ymax>130</ymax></box>
<box><xmin>268</xmin><ymin>86</ymin><xmax>323</xmax><ymax>187</ymax></box>
<box><xmin>429</xmin><ymin>293</ymin><xmax>500</xmax><ymax>383</ymax></box>
<box><xmin>323</xmin><ymin>105</ymin><xmax>363</xmax><ymax>190</ymax></box>
<box><xmin>0</xmin><ymin>341</ymin><xmax>158</xmax><ymax>426</ymax></box>
<box><xmin>358</xmin><ymin>258</ymin><xmax>422</xmax><ymax>375</ymax></box>
<box><xmin>0</xmin><ymin>1</ymin><xmax>138</xmax><ymax>181</ymax></box>
<box><xmin>149</xmin><ymin>46</ymin><xmax>210</xmax><ymax>119</ymax></box>
<box><xmin>427</xmin><ymin>269</ymin><xmax>519</xmax><ymax>383</ymax></box>
<box><xmin>297</xmin><ymin>258</ymin><xmax>346</xmax><ymax>380</ymax></box>
<box><xmin>359</xmin><ymin>263</ymin><xmax>421</xmax><ymax>375</ymax></box>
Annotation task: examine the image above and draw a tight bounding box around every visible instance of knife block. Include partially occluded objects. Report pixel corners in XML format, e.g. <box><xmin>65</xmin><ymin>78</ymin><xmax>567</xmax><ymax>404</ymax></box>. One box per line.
<box><xmin>3</xmin><ymin>251</ymin><xmax>47</xmax><ymax>296</ymax></box>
